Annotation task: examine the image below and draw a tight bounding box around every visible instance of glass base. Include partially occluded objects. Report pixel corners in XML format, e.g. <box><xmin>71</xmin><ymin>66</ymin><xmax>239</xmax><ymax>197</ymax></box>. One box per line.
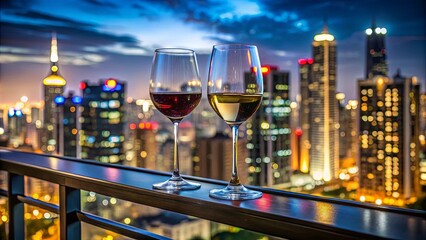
<box><xmin>153</xmin><ymin>176</ymin><xmax>201</xmax><ymax>191</ymax></box>
<box><xmin>209</xmin><ymin>184</ymin><xmax>262</xmax><ymax>200</ymax></box>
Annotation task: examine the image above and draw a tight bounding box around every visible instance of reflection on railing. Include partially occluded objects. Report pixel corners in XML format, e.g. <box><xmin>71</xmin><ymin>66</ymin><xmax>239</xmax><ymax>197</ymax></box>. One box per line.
<box><xmin>314</xmin><ymin>202</ymin><xmax>334</xmax><ymax>225</ymax></box>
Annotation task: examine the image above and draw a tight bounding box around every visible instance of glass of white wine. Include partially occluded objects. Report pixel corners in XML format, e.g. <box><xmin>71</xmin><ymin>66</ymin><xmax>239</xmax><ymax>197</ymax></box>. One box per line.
<box><xmin>207</xmin><ymin>44</ymin><xmax>263</xmax><ymax>200</ymax></box>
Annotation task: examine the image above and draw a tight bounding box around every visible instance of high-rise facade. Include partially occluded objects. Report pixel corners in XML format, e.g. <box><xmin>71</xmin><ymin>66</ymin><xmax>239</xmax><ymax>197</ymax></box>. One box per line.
<box><xmin>159</xmin><ymin>121</ymin><xmax>196</xmax><ymax>175</ymax></box>
<box><xmin>55</xmin><ymin>92</ymin><xmax>82</xmax><ymax>157</ymax></box>
<box><xmin>194</xmin><ymin>133</ymin><xmax>248</xmax><ymax>184</ymax></box>
<box><xmin>128</xmin><ymin>121</ymin><xmax>159</xmax><ymax>169</ymax></box>
<box><xmin>365</xmin><ymin>23</ymin><xmax>388</xmax><ymax>79</ymax></box>
<box><xmin>336</xmin><ymin>94</ymin><xmax>359</xmax><ymax>169</ymax></box>
<box><xmin>80</xmin><ymin>79</ymin><xmax>126</xmax><ymax>163</ymax></box>
<box><xmin>299</xmin><ymin>58</ymin><xmax>314</xmax><ymax>173</ymax></box>
<box><xmin>245</xmin><ymin>66</ymin><xmax>291</xmax><ymax>186</ymax></box>
<box><xmin>358</xmin><ymin>73</ymin><xmax>421</xmax><ymax>206</ymax></box>
<box><xmin>42</xmin><ymin>33</ymin><xmax>66</xmax><ymax>154</ymax></box>
<box><xmin>0</xmin><ymin>109</ymin><xmax>7</xmax><ymax>146</ymax></box>
<box><xmin>420</xmin><ymin>93</ymin><xmax>426</xmax><ymax>185</ymax></box>
<box><xmin>309</xmin><ymin>26</ymin><xmax>339</xmax><ymax>181</ymax></box>
<box><xmin>7</xmin><ymin>108</ymin><xmax>26</xmax><ymax>147</ymax></box>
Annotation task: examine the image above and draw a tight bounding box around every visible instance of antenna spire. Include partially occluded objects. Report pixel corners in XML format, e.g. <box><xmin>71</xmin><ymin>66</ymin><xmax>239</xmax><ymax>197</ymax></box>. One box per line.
<box><xmin>50</xmin><ymin>32</ymin><xmax>58</xmax><ymax>63</ymax></box>
<box><xmin>323</xmin><ymin>17</ymin><xmax>328</xmax><ymax>33</ymax></box>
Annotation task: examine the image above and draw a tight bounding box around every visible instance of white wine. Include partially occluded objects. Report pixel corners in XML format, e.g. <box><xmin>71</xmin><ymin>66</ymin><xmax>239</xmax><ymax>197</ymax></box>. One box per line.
<box><xmin>208</xmin><ymin>93</ymin><xmax>262</xmax><ymax>125</ymax></box>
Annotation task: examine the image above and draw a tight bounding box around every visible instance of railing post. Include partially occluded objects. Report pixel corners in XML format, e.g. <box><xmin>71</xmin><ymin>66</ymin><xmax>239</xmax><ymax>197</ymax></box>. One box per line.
<box><xmin>8</xmin><ymin>173</ymin><xmax>24</xmax><ymax>240</ymax></box>
<box><xmin>60</xmin><ymin>185</ymin><xmax>81</xmax><ymax>239</ymax></box>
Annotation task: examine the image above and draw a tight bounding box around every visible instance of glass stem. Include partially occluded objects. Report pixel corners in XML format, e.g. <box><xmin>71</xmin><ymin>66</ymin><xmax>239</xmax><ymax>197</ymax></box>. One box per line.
<box><xmin>172</xmin><ymin>121</ymin><xmax>181</xmax><ymax>179</ymax></box>
<box><xmin>230</xmin><ymin>125</ymin><xmax>241</xmax><ymax>185</ymax></box>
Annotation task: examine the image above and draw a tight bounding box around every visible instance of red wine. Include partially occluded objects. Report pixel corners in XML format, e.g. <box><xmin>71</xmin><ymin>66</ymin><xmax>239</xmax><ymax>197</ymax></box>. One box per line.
<box><xmin>151</xmin><ymin>92</ymin><xmax>201</xmax><ymax>120</ymax></box>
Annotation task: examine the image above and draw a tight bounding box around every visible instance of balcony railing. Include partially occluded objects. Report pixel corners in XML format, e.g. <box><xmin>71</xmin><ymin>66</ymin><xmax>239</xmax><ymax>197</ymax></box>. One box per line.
<box><xmin>0</xmin><ymin>148</ymin><xmax>425</xmax><ymax>240</ymax></box>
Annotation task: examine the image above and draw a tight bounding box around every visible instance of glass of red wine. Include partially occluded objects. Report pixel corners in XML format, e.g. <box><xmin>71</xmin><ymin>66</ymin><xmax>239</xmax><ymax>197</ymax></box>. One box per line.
<box><xmin>207</xmin><ymin>44</ymin><xmax>263</xmax><ymax>200</ymax></box>
<box><xmin>150</xmin><ymin>48</ymin><xmax>202</xmax><ymax>190</ymax></box>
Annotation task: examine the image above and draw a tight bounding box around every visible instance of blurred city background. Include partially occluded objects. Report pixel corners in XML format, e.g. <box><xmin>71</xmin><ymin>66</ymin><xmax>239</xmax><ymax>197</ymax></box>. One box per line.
<box><xmin>0</xmin><ymin>0</ymin><xmax>425</xmax><ymax>239</ymax></box>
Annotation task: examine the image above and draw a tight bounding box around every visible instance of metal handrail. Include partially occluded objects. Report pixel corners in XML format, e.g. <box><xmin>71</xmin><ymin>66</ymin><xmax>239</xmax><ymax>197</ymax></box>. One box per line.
<box><xmin>1</xmin><ymin>148</ymin><xmax>425</xmax><ymax>240</ymax></box>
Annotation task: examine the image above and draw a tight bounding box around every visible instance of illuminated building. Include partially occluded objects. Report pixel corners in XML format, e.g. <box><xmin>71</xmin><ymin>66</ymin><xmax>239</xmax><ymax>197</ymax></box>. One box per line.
<box><xmin>245</xmin><ymin>65</ymin><xmax>292</xmax><ymax>186</ymax></box>
<box><xmin>420</xmin><ymin>93</ymin><xmax>426</xmax><ymax>185</ymax></box>
<box><xmin>123</xmin><ymin>98</ymin><xmax>156</xmax><ymax>166</ymax></box>
<box><xmin>30</xmin><ymin>106</ymin><xmax>43</xmax><ymax>150</ymax></box>
<box><xmin>80</xmin><ymin>79</ymin><xmax>126</xmax><ymax>163</ymax></box>
<box><xmin>128</xmin><ymin>121</ymin><xmax>159</xmax><ymax>169</ymax></box>
<box><xmin>342</xmin><ymin>99</ymin><xmax>359</xmax><ymax>170</ymax></box>
<box><xmin>55</xmin><ymin>92</ymin><xmax>82</xmax><ymax>157</ymax></box>
<box><xmin>42</xmin><ymin>33</ymin><xmax>66</xmax><ymax>154</ymax></box>
<box><xmin>290</xmin><ymin>128</ymin><xmax>303</xmax><ymax>172</ymax></box>
<box><xmin>143</xmin><ymin>212</ymin><xmax>210</xmax><ymax>240</ymax></box>
<box><xmin>194</xmin><ymin>133</ymin><xmax>248</xmax><ymax>184</ymax></box>
<box><xmin>365</xmin><ymin>21</ymin><xmax>388</xmax><ymax>78</ymax></box>
<box><xmin>298</xmin><ymin>58</ymin><xmax>314</xmax><ymax>173</ymax></box>
<box><xmin>337</xmin><ymin>94</ymin><xmax>358</xmax><ymax>166</ymax></box>
<box><xmin>7</xmin><ymin>108</ymin><xmax>26</xmax><ymax>147</ymax></box>
<box><xmin>309</xmin><ymin>24</ymin><xmax>339</xmax><ymax>181</ymax></box>
<box><xmin>0</xmin><ymin>109</ymin><xmax>7</xmax><ymax>146</ymax></box>
<box><xmin>159</xmin><ymin>121</ymin><xmax>195</xmax><ymax>175</ymax></box>
<box><xmin>357</xmin><ymin>72</ymin><xmax>420</xmax><ymax>205</ymax></box>
<box><xmin>192</xmin><ymin>99</ymin><xmax>218</xmax><ymax>138</ymax></box>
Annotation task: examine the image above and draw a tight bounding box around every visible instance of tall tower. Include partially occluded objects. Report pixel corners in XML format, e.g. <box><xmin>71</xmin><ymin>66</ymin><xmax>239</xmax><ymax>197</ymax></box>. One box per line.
<box><xmin>128</xmin><ymin>121</ymin><xmax>159</xmax><ymax>169</ymax></box>
<box><xmin>298</xmin><ymin>58</ymin><xmax>314</xmax><ymax>173</ymax></box>
<box><xmin>309</xmin><ymin>23</ymin><xmax>339</xmax><ymax>181</ymax></box>
<box><xmin>357</xmin><ymin>73</ymin><xmax>420</xmax><ymax>206</ymax></box>
<box><xmin>245</xmin><ymin>66</ymin><xmax>292</xmax><ymax>186</ymax></box>
<box><xmin>42</xmin><ymin>33</ymin><xmax>66</xmax><ymax>154</ymax></box>
<box><xmin>194</xmin><ymin>133</ymin><xmax>248</xmax><ymax>184</ymax></box>
<box><xmin>365</xmin><ymin>20</ymin><xmax>388</xmax><ymax>78</ymax></box>
<box><xmin>54</xmin><ymin>92</ymin><xmax>83</xmax><ymax>157</ymax></box>
<box><xmin>80</xmin><ymin>79</ymin><xmax>126</xmax><ymax>163</ymax></box>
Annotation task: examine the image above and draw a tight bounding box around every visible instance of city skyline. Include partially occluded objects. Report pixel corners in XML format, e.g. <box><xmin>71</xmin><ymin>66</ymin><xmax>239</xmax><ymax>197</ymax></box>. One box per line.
<box><xmin>0</xmin><ymin>1</ymin><xmax>425</xmax><ymax>238</ymax></box>
<box><xmin>1</xmin><ymin>0</ymin><xmax>425</xmax><ymax>104</ymax></box>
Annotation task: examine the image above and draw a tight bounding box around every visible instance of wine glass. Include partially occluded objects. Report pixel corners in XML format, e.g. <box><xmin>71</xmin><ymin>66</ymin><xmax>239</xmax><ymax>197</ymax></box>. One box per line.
<box><xmin>207</xmin><ymin>44</ymin><xmax>263</xmax><ymax>200</ymax></box>
<box><xmin>150</xmin><ymin>48</ymin><xmax>202</xmax><ymax>190</ymax></box>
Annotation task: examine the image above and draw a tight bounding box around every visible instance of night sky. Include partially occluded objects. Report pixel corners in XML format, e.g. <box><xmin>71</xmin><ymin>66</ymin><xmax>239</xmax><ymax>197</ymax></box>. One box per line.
<box><xmin>1</xmin><ymin>0</ymin><xmax>425</xmax><ymax>104</ymax></box>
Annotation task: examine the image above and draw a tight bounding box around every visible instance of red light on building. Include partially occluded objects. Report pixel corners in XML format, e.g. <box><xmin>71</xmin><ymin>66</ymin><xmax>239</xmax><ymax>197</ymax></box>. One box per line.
<box><xmin>252</xmin><ymin>66</ymin><xmax>258</xmax><ymax>73</ymax></box>
<box><xmin>80</xmin><ymin>82</ymin><xmax>87</xmax><ymax>90</ymax></box>
<box><xmin>299</xmin><ymin>58</ymin><xmax>313</xmax><ymax>65</ymax></box>
<box><xmin>138</xmin><ymin>122</ymin><xmax>145</xmax><ymax>129</ymax></box>
<box><xmin>105</xmin><ymin>79</ymin><xmax>117</xmax><ymax>88</ymax></box>
<box><xmin>129</xmin><ymin>123</ymin><xmax>136</xmax><ymax>130</ymax></box>
<box><xmin>295</xmin><ymin>128</ymin><xmax>302</xmax><ymax>137</ymax></box>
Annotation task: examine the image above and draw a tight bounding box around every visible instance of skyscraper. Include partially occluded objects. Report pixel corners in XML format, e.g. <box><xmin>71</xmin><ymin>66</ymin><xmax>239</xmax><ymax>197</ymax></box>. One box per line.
<box><xmin>298</xmin><ymin>58</ymin><xmax>314</xmax><ymax>173</ymax></box>
<box><xmin>7</xmin><ymin>108</ymin><xmax>26</xmax><ymax>148</ymax></box>
<box><xmin>194</xmin><ymin>132</ymin><xmax>249</xmax><ymax>184</ymax></box>
<box><xmin>357</xmin><ymin>73</ymin><xmax>421</xmax><ymax>206</ymax></box>
<box><xmin>128</xmin><ymin>121</ymin><xmax>159</xmax><ymax>169</ymax></box>
<box><xmin>80</xmin><ymin>79</ymin><xmax>126</xmax><ymax>163</ymax></box>
<box><xmin>419</xmin><ymin>93</ymin><xmax>426</xmax><ymax>186</ymax></box>
<box><xmin>365</xmin><ymin>22</ymin><xmax>388</xmax><ymax>78</ymax></box>
<box><xmin>336</xmin><ymin>94</ymin><xmax>358</xmax><ymax>169</ymax></box>
<box><xmin>55</xmin><ymin>92</ymin><xmax>82</xmax><ymax>157</ymax></box>
<box><xmin>0</xmin><ymin>109</ymin><xmax>7</xmax><ymax>147</ymax></box>
<box><xmin>309</xmin><ymin>25</ymin><xmax>339</xmax><ymax>181</ymax></box>
<box><xmin>245</xmin><ymin>66</ymin><xmax>292</xmax><ymax>186</ymax></box>
<box><xmin>41</xmin><ymin>33</ymin><xmax>66</xmax><ymax>154</ymax></box>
